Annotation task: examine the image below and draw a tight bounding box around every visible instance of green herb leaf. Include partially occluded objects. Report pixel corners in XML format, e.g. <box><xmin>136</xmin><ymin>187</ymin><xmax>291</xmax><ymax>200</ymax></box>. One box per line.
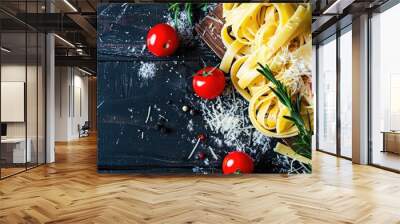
<box><xmin>168</xmin><ymin>3</ymin><xmax>203</xmax><ymax>27</ymax></box>
<box><xmin>257</xmin><ymin>63</ymin><xmax>312</xmax><ymax>160</ymax></box>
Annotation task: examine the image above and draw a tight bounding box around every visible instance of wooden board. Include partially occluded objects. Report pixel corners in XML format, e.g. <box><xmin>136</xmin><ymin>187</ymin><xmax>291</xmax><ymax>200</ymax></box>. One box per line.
<box><xmin>195</xmin><ymin>4</ymin><xmax>226</xmax><ymax>59</ymax></box>
<box><xmin>97</xmin><ymin>3</ymin><xmax>306</xmax><ymax>174</ymax></box>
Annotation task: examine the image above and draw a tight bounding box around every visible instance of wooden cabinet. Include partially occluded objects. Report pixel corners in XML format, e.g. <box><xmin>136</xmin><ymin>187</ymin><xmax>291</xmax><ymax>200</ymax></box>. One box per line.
<box><xmin>382</xmin><ymin>132</ymin><xmax>400</xmax><ymax>154</ymax></box>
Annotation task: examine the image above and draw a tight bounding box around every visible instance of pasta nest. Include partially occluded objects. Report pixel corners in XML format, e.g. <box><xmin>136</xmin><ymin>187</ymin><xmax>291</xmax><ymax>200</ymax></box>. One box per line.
<box><xmin>219</xmin><ymin>3</ymin><xmax>313</xmax><ymax>138</ymax></box>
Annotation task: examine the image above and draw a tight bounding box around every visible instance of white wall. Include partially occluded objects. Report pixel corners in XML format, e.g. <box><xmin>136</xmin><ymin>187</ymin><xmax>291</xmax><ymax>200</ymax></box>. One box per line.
<box><xmin>55</xmin><ymin>66</ymin><xmax>69</xmax><ymax>141</ymax></box>
<box><xmin>55</xmin><ymin>67</ymin><xmax>89</xmax><ymax>141</ymax></box>
<box><xmin>72</xmin><ymin>73</ymin><xmax>89</xmax><ymax>138</ymax></box>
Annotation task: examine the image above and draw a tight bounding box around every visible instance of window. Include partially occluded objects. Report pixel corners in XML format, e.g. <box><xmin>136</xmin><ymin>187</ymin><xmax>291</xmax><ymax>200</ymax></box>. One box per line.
<box><xmin>339</xmin><ymin>28</ymin><xmax>352</xmax><ymax>158</ymax></box>
<box><xmin>370</xmin><ymin>3</ymin><xmax>400</xmax><ymax>171</ymax></box>
<box><xmin>0</xmin><ymin>1</ymin><xmax>47</xmax><ymax>179</ymax></box>
<box><xmin>317</xmin><ymin>36</ymin><xmax>337</xmax><ymax>154</ymax></box>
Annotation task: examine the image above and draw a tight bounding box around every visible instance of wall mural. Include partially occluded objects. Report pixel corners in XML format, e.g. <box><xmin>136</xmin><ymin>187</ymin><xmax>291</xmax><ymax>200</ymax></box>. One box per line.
<box><xmin>97</xmin><ymin>3</ymin><xmax>313</xmax><ymax>174</ymax></box>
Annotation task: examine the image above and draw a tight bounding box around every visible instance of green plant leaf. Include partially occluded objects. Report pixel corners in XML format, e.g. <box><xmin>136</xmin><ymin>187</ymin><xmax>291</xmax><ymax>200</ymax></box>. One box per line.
<box><xmin>257</xmin><ymin>63</ymin><xmax>312</xmax><ymax>158</ymax></box>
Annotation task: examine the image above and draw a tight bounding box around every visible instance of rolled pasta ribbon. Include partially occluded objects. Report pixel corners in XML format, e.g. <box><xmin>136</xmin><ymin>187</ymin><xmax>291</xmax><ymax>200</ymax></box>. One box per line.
<box><xmin>274</xmin><ymin>142</ymin><xmax>312</xmax><ymax>165</ymax></box>
<box><xmin>220</xmin><ymin>40</ymin><xmax>245</xmax><ymax>73</ymax></box>
<box><xmin>220</xmin><ymin>3</ymin><xmax>313</xmax><ymax>138</ymax></box>
<box><xmin>248</xmin><ymin>84</ymin><xmax>313</xmax><ymax>138</ymax></box>
<box><xmin>248</xmin><ymin>85</ymin><xmax>297</xmax><ymax>138</ymax></box>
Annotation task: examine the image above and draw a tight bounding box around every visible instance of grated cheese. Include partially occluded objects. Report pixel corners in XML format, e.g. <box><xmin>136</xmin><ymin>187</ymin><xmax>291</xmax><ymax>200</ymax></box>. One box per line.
<box><xmin>145</xmin><ymin>106</ymin><xmax>151</xmax><ymax>124</ymax></box>
<box><xmin>187</xmin><ymin>119</ymin><xmax>194</xmax><ymax>132</ymax></box>
<box><xmin>138</xmin><ymin>62</ymin><xmax>156</xmax><ymax>80</ymax></box>
<box><xmin>199</xmin><ymin>87</ymin><xmax>268</xmax><ymax>152</ymax></box>
<box><xmin>164</xmin><ymin>11</ymin><xmax>194</xmax><ymax>45</ymax></box>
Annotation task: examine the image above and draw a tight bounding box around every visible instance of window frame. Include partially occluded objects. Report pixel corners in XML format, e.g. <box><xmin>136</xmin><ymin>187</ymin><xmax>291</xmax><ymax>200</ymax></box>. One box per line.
<box><xmin>315</xmin><ymin>24</ymin><xmax>353</xmax><ymax>161</ymax></box>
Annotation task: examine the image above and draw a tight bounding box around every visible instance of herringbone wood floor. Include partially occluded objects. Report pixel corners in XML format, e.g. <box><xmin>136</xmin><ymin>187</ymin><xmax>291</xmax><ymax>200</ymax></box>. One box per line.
<box><xmin>1</xmin><ymin>135</ymin><xmax>400</xmax><ymax>224</ymax></box>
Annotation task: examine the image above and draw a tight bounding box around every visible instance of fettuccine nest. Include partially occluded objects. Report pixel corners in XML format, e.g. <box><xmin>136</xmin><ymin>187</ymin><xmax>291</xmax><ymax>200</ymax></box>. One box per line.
<box><xmin>219</xmin><ymin>3</ymin><xmax>313</xmax><ymax>138</ymax></box>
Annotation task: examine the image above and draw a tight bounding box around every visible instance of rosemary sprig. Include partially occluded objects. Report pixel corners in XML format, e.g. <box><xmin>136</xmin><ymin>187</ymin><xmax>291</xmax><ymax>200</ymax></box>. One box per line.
<box><xmin>168</xmin><ymin>3</ymin><xmax>180</xmax><ymax>26</ymax></box>
<box><xmin>200</xmin><ymin>3</ymin><xmax>210</xmax><ymax>12</ymax></box>
<box><xmin>168</xmin><ymin>3</ymin><xmax>209</xmax><ymax>27</ymax></box>
<box><xmin>184</xmin><ymin>3</ymin><xmax>193</xmax><ymax>26</ymax></box>
<box><xmin>256</xmin><ymin>63</ymin><xmax>312</xmax><ymax>159</ymax></box>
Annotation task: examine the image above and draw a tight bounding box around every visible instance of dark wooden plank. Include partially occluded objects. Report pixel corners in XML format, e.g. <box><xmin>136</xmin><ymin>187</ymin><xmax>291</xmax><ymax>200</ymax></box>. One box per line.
<box><xmin>97</xmin><ymin>3</ymin><xmax>304</xmax><ymax>174</ymax></box>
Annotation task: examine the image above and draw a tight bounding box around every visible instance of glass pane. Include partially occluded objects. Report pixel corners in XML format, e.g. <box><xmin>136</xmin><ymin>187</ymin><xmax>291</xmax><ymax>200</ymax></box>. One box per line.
<box><xmin>38</xmin><ymin>33</ymin><xmax>45</xmax><ymax>165</ymax></box>
<box><xmin>318</xmin><ymin>37</ymin><xmax>337</xmax><ymax>154</ymax></box>
<box><xmin>1</xmin><ymin>31</ymin><xmax>27</xmax><ymax>177</ymax></box>
<box><xmin>339</xmin><ymin>29</ymin><xmax>352</xmax><ymax>158</ymax></box>
<box><xmin>25</xmin><ymin>0</ymin><xmax>38</xmax><ymax>169</ymax></box>
<box><xmin>27</xmin><ymin>31</ymin><xmax>38</xmax><ymax>169</ymax></box>
<box><xmin>371</xmin><ymin>4</ymin><xmax>400</xmax><ymax>171</ymax></box>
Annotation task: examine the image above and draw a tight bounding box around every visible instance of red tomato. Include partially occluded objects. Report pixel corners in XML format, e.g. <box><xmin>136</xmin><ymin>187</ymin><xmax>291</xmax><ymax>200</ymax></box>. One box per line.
<box><xmin>192</xmin><ymin>67</ymin><xmax>226</xmax><ymax>100</ymax></box>
<box><xmin>146</xmin><ymin>23</ymin><xmax>179</xmax><ymax>57</ymax></box>
<box><xmin>222</xmin><ymin>151</ymin><xmax>254</xmax><ymax>174</ymax></box>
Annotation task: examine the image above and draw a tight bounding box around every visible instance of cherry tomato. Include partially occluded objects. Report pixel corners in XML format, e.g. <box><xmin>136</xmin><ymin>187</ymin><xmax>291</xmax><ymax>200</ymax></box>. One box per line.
<box><xmin>222</xmin><ymin>151</ymin><xmax>254</xmax><ymax>174</ymax></box>
<box><xmin>146</xmin><ymin>23</ymin><xmax>179</xmax><ymax>57</ymax></box>
<box><xmin>192</xmin><ymin>67</ymin><xmax>226</xmax><ymax>100</ymax></box>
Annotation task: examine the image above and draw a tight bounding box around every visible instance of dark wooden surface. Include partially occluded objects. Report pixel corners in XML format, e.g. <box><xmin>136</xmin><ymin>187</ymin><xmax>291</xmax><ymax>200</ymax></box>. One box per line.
<box><xmin>97</xmin><ymin>3</ymin><xmax>303</xmax><ymax>174</ymax></box>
